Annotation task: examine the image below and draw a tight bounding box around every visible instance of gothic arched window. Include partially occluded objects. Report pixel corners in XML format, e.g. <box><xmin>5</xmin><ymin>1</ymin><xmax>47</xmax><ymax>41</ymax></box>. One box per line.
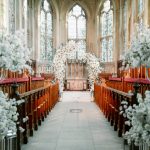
<box><xmin>40</xmin><ymin>0</ymin><xmax>53</xmax><ymax>63</ymax></box>
<box><xmin>67</xmin><ymin>4</ymin><xmax>86</xmax><ymax>59</ymax></box>
<box><xmin>100</xmin><ymin>0</ymin><xmax>113</xmax><ymax>62</ymax></box>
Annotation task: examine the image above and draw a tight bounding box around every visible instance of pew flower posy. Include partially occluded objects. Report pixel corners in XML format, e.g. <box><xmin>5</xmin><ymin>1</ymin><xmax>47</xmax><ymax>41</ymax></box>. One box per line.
<box><xmin>122</xmin><ymin>24</ymin><xmax>150</xmax><ymax>70</ymax></box>
<box><xmin>120</xmin><ymin>90</ymin><xmax>150</xmax><ymax>146</ymax></box>
<box><xmin>0</xmin><ymin>91</ymin><xmax>18</xmax><ymax>139</ymax></box>
<box><xmin>0</xmin><ymin>90</ymin><xmax>25</xmax><ymax>140</ymax></box>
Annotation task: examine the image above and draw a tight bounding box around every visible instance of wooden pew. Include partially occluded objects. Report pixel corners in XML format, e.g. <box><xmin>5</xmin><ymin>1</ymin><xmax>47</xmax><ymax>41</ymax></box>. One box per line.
<box><xmin>0</xmin><ymin>77</ymin><xmax>44</xmax><ymax>95</ymax></box>
<box><xmin>94</xmin><ymin>83</ymin><xmax>136</xmax><ymax>137</ymax></box>
<box><xmin>4</xmin><ymin>81</ymin><xmax>60</xmax><ymax>150</ymax></box>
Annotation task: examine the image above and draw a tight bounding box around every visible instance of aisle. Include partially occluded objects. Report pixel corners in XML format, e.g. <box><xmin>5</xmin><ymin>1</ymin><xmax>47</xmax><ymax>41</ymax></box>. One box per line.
<box><xmin>22</xmin><ymin>91</ymin><xmax>124</xmax><ymax>150</ymax></box>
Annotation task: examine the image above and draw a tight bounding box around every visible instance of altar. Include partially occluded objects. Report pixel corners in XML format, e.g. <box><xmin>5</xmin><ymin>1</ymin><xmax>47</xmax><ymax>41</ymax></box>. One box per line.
<box><xmin>65</xmin><ymin>59</ymin><xmax>88</xmax><ymax>91</ymax></box>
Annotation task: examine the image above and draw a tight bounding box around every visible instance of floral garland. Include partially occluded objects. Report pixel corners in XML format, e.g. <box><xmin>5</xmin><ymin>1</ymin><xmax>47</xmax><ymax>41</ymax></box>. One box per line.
<box><xmin>122</xmin><ymin>24</ymin><xmax>150</xmax><ymax>70</ymax></box>
<box><xmin>120</xmin><ymin>91</ymin><xmax>150</xmax><ymax>146</ymax></box>
<box><xmin>0</xmin><ymin>30</ymin><xmax>32</xmax><ymax>73</ymax></box>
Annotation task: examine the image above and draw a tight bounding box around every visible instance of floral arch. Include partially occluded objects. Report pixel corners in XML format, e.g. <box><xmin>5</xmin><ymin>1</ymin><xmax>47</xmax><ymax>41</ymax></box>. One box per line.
<box><xmin>52</xmin><ymin>41</ymin><xmax>103</xmax><ymax>93</ymax></box>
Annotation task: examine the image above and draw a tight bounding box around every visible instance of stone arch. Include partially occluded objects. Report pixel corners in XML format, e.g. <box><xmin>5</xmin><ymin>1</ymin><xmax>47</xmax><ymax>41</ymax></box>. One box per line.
<box><xmin>62</xmin><ymin>1</ymin><xmax>91</xmax><ymax>50</ymax></box>
<box><xmin>96</xmin><ymin>0</ymin><xmax>119</xmax><ymax>15</ymax></box>
<box><xmin>36</xmin><ymin>0</ymin><xmax>58</xmax><ymax>19</ymax></box>
<box><xmin>66</xmin><ymin>3</ymin><xmax>87</xmax><ymax>53</ymax></box>
<box><xmin>65</xmin><ymin>1</ymin><xmax>91</xmax><ymax>20</ymax></box>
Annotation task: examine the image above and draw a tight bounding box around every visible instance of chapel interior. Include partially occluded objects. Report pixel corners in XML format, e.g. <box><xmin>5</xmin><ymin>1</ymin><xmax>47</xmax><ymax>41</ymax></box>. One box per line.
<box><xmin>0</xmin><ymin>0</ymin><xmax>150</xmax><ymax>150</ymax></box>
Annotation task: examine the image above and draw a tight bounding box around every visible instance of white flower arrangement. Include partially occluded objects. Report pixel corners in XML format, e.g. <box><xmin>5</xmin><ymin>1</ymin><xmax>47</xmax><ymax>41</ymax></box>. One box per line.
<box><xmin>0</xmin><ymin>29</ymin><xmax>32</xmax><ymax>140</ymax></box>
<box><xmin>0</xmin><ymin>30</ymin><xmax>32</xmax><ymax>73</ymax></box>
<box><xmin>22</xmin><ymin>116</ymin><xmax>29</xmax><ymax>123</ymax></box>
<box><xmin>0</xmin><ymin>91</ymin><xmax>18</xmax><ymax>139</ymax></box>
<box><xmin>52</xmin><ymin>41</ymin><xmax>76</xmax><ymax>92</ymax></box>
<box><xmin>0</xmin><ymin>90</ymin><xmax>25</xmax><ymax>140</ymax></box>
<box><xmin>52</xmin><ymin>41</ymin><xmax>103</xmax><ymax>92</ymax></box>
<box><xmin>122</xmin><ymin>24</ymin><xmax>150</xmax><ymax>70</ymax></box>
<box><xmin>67</xmin><ymin>50</ymin><xmax>87</xmax><ymax>63</ymax></box>
<box><xmin>120</xmin><ymin>91</ymin><xmax>150</xmax><ymax>146</ymax></box>
<box><xmin>86</xmin><ymin>53</ymin><xmax>103</xmax><ymax>91</ymax></box>
<box><xmin>19</xmin><ymin>126</ymin><xmax>25</xmax><ymax>133</ymax></box>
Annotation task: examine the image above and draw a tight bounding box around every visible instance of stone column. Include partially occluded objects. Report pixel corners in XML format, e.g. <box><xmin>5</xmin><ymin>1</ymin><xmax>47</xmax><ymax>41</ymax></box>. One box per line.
<box><xmin>0</xmin><ymin>0</ymin><xmax>3</xmax><ymax>29</ymax></box>
<box><xmin>145</xmin><ymin>0</ymin><xmax>150</xmax><ymax>26</ymax></box>
<box><xmin>33</xmin><ymin>0</ymin><xmax>40</xmax><ymax>60</ymax></box>
<box><xmin>119</xmin><ymin>0</ymin><xmax>124</xmax><ymax>56</ymax></box>
<box><xmin>27</xmin><ymin>0</ymin><xmax>33</xmax><ymax>49</ymax></box>
<box><xmin>66</xmin><ymin>62</ymin><xmax>68</xmax><ymax>78</ymax></box>
<box><xmin>70</xmin><ymin>63</ymin><xmax>72</xmax><ymax>78</ymax></box>
<box><xmin>113</xmin><ymin>7</ymin><xmax>120</xmax><ymax>73</ymax></box>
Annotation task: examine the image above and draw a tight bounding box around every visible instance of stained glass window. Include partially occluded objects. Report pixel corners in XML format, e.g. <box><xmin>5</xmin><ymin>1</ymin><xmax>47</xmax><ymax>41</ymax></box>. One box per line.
<box><xmin>67</xmin><ymin>4</ymin><xmax>86</xmax><ymax>59</ymax></box>
<box><xmin>138</xmin><ymin>0</ymin><xmax>144</xmax><ymax>29</ymax></box>
<box><xmin>100</xmin><ymin>0</ymin><xmax>113</xmax><ymax>62</ymax></box>
<box><xmin>40</xmin><ymin>0</ymin><xmax>53</xmax><ymax>63</ymax></box>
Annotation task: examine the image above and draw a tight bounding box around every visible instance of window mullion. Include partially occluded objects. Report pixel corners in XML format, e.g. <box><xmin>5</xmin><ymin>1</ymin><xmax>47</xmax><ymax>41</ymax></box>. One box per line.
<box><xmin>67</xmin><ymin>4</ymin><xmax>87</xmax><ymax>59</ymax></box>
<box><xmin>45</xmin><ymin>13</ymin><xmax>47</xmax><ymax>59</ymax></box>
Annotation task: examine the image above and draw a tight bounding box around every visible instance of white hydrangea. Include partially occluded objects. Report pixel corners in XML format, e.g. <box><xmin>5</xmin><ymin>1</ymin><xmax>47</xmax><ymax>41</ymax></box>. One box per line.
<box><xmin>0</xmin><ymin>90</ymin><xmax>25</xmax><ymax>140</ymax></box>
<box><xmin>0</xmin><ymin>30</ymin><xmax>32</xmax><ymax>73</ymax></box>
<box><xmin>86</xmin><ymin>53</ymin><xmax>103</xmax><ymax>91</ymax></box>
<box><xmin>121</xmin><ymin>90</ymin><xmax>150</xmax><ymax>146</ymax></box>
<box><xmin>52</xmin><ymin>41</ymin><xmax>76</xmax><ymax>92</ymax></box>
<box><xmin>122</xmin><ymin>24</ymin><xmax>150</xmax><ymax>70</ymax></box>
<box><xmin>52</xmin><ymin>41</ymin><xmax>103</xmax><ymax>92</ymax></box>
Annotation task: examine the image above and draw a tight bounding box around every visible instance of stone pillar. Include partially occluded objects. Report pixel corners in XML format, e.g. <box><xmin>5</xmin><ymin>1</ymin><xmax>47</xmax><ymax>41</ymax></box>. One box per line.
<box><xmin>119</xmin><ymin>0</ymin><xmax>124</xmax><ymax>57</ymax></box>
<box><xmin>33</xmin><ymin>0</ymin><xmax>40</xmax><ymax>60</ymax></box>
<box><xmin>0</xmin><ymin>0</ymin><xmax>3</xmax><ymax>29</ymax></box>
<box><xmin>27</xmin><ymin>0</ymin><xmax>33</xmax><ymax>50</ymax></box>
<box><xmin>145</xmin><ymin>0</ymin><xmax>150</xmax><ymax>26</ymax></box>
<box><xmin>59</xmin><ymin>15</ymin><xmax>67</xmax><ymax>45</ymax></box>
<box><xmin>114</xmin><ymin>7</ymin><xmax>120</xmax><ymax>73</ymax></box>
<box><xmin>66</xmin><ymin>62</ymin><xmax>68</xmax><ymax>78</ymax></box>
<box><xmin>15</xmin><ymin>0</ymin><xmax>20</xmax><ymax>30</ymax></box>
<box><xmin>70</xmin><ymin>63</ymin><xmax>72</xmax><ymax>78</ymax></box>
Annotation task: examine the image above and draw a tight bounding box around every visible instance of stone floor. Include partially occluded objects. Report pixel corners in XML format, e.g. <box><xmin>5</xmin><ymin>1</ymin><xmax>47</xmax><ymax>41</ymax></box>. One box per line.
<box><xmin>22</xmin><ymin>91</ymin><xmax>124</xmax><ymax>150</ymax></box>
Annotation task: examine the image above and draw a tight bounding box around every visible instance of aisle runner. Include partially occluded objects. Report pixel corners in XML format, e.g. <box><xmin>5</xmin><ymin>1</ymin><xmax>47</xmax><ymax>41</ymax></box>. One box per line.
<box><xmin>61</xmin><ymin>91</ymin><xmax>92</xmax><ymax>102</ymax></box>
<box><xmin>22</xmin><ymin>91</ymin><xmax>123</xmax><ymax>150</ymax></box>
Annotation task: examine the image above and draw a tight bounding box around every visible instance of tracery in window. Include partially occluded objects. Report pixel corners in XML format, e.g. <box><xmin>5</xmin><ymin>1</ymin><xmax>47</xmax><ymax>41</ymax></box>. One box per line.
<box><xmin>100</xmin><ymin>0</ymin><xmax>113</xmax><ymax>62</ymax></box>
<box><xmin>67</xmin><ymin>4</ymin><xmax>86</xmax><ymax>59</ymax></box>
<box><xmin>40</xmin><ymin>0</ymin><xmax>53</xmax><ymax>63</ymax></box>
